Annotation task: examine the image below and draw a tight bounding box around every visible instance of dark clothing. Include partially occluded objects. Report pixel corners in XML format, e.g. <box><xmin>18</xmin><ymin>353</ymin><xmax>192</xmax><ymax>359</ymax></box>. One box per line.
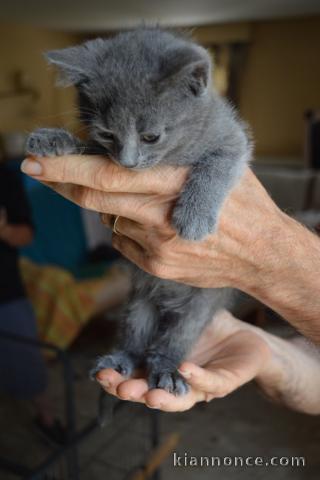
<box><xmin>0</xmin><ymin>165</ymin><xmax>33</xmax><ymax>304</ymax></box>
<box><xmin>0</xmin><ymin>298</ymin><xmax>47</xmax><ymax>397</ymax></box>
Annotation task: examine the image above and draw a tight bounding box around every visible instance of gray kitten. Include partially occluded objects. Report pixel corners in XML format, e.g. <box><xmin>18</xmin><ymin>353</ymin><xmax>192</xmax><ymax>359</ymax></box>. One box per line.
<box><xmin>26</xmin><ymin>28</ymin><xmax>251</xmax><ymax>395</ymax></box>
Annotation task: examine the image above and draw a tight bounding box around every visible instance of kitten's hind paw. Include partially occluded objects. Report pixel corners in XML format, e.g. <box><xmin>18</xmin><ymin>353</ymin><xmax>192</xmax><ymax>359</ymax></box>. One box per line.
<box><xmin>90</xmin><ymin>351</ymin><xmax>135</xmax><ymax>380</ymax></box>
<box><xmin>26</xmin><ymin>128</ymin><xmax>80</xmax><ymax>157</ymax></box>
<box><xmin>148</xmin><ymin>370</ymin><xmax>189</xmax><ymax>396</ymax></box>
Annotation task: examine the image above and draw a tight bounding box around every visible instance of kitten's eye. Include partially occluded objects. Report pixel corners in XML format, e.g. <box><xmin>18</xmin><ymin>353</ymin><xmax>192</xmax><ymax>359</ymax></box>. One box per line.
<box><xmin>140</xmin><ymin>133</ymin><xmax>160</xmax><ymax>144</ymax></box>
<box><xmin>100</xmin><ymin>131</ymin><xmax>115</xmax><ymax>142</ymax></box>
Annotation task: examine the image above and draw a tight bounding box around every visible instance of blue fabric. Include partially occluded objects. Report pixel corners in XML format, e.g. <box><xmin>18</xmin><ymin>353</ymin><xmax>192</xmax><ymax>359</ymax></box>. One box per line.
<box><xmin>0</xmin><ymin>298</ymin><xmax>47</xmax><ymax>398</ymax></box>
<box><xmin>21</xmin><ymin>175</ymin><xmax>88</xmax><ymax>271</ymax></box>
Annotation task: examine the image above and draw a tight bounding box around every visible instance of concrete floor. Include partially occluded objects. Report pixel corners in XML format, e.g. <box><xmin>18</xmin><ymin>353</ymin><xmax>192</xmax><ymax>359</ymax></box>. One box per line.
<box><xmin>0</xmin><ymin>322</ymin><xmax>319</xmax><ymax>480</ymax></box>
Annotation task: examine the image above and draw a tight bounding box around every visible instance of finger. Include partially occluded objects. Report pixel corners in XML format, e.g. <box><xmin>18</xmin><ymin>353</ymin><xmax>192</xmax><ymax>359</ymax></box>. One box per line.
<box><xmin>101</xmin><ymin>214</ymin><xmax>143</xmax><ymax>238</ymax></box>
<box><xmin>100</xmin><ymin>213</ymin><xmax>113</xmax><ymax>229</ymax></box>
<box><xmin>112</xmin><ymin>234</ymin><xmax>175</xmax><ymax>279</ymax></box>
<box><xmin>107</xmin><ymin>215</ymin><xmax>158</xmax><ymax>250</ymax></box>
<box><xmin>178</xmin><ymin>362</ymin><xmax>227</xmax><ymax>397</ymax></box>
<box><xmin>96</xmin><ymin>368</ymin><xmax>124</xmax><ymax>396</ymax></box>
<box><xmin>144</xmin><ymin>388</ymin><xmax>204</xmax><ymax>412</ymax></box>
<box><xmin>112</xmin><ymin>234</ymin><xmax>168</xmax><ymax>277</ymax></box>
<box><xmin>21</xmin><ymin>155</ymin><xmax>187</xmax><ymax>195</ymax></box>
<box><xmin>116</xmin><ymin>379</ymin><xmax>149</xmax><ymax>403</ymax></box>
<box><xmin>41</xmin><ymin>181</ymin><xmax>173</xmax><ymax>227</ymax></box>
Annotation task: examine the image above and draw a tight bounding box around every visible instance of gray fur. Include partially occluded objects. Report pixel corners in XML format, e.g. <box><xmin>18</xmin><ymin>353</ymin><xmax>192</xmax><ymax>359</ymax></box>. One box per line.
<box><xmin>26</xmin><ymin>27</ymin><xmax>251</xmax><ymax>395</ymax></box>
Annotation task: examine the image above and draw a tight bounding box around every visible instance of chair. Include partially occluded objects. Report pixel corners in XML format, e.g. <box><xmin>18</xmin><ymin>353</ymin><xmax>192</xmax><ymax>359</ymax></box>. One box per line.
<box><xmin>0</xmin><ymin>330</ymin><xmax>160</xmax><ymax>480</ymax></box>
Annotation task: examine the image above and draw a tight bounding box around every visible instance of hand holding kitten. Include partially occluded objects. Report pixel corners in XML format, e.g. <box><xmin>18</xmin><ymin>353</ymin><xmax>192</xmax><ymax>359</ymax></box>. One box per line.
<box><xmin>96</xmin><ymin>309</ymin><xmax>272</xmax><ymax>411</ymax></box>
<box><xmin>22</xmin><ymin>153</ymin><xmax>320</xmax><ymax>346</ymax></box>
<box><xmin>21</xmin><ymin>156</ymin><xmax>276</xmax><ymax>290</ymax></box>
<box><xmin>94</xmin><ymin>309</ymin><xmax>320</xmax><ymax>415</ymax></box>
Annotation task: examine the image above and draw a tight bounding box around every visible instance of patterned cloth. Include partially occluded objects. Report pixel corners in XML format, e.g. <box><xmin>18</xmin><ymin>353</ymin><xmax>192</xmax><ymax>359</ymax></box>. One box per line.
<box><xmin>19</xmin><ymin>257</ymin><xmax>121</xmax><ymax>351</ymax></box>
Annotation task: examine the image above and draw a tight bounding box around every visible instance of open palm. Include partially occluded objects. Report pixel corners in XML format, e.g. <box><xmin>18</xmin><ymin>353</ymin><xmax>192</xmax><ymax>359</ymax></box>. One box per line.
<box><xmin>96</xmin><ymin>310</ymin><xmax>271</xmax><ymax>412</ymax></box>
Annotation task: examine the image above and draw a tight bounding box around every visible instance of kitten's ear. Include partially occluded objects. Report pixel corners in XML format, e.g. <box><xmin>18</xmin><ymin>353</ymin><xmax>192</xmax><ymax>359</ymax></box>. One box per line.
<box><xmin>180</xmin><ymin>59</ymin><xmax>210</xmax><ymax>96</ymax></box>
<box><xmin>160</xmin><ymin>46</ymin><xmax>211</xmax><ymax>96</ymax></box>
<box><xmin>45</xmin><ymin>46</ymin><xmax>89</xmax><ymax>86</ymax></box>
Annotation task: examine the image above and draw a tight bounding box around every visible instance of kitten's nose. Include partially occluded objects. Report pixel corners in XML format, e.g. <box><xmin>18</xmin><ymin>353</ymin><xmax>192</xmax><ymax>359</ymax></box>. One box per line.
<box><xmin>118</xmin><ymin>155</ymin><xmax>138</xmax><ymax>168</ymax></box>
<box><xmin>118</xmin><ymin>140</ymin><xmax>139</xmax><ymax>168</ymax></box>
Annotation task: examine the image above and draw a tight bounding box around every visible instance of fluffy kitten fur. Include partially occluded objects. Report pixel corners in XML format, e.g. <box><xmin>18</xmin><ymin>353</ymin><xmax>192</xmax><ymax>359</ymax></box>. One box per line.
<box><xmin>26</xmin><ymin>28</ymin><xmax>251</xmax><ymax>395</ymax></box>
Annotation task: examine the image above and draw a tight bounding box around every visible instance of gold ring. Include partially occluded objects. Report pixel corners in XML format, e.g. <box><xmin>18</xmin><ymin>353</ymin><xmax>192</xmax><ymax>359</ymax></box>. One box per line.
<box><xmin>112</xmin><ymin>215</ymin><xmax>121</xmax><ymax>235</ymax></box>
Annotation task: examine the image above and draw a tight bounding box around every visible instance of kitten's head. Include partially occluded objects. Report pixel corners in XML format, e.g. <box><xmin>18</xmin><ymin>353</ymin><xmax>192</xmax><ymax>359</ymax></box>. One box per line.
<box><xmin>46</xmin><ymin>28</ymin><xmax>212</xmax><ymax>169</ymax></box>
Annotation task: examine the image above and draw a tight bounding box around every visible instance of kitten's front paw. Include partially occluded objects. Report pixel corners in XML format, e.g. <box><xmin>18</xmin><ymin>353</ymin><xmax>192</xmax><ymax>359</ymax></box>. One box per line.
<box><xmin>26</xmin><ymin>128</ymin><xmax>80</xmax><ymax>157</ymax></box>
<box><xmin>148</xmin><ymin>369</ymin><xmax>189</xmax><ymax>396</ymax></box>
<box><xmin>146</xmin><ymin>353</ymin><xmax>189</xmax><ymax>396</ymax></box>
<box><xmin>90</xmin><ymin>350</ymin><xmax>136</xmax><ymax>380</ymax></box>
<box><xmin>172</xmin><ymin>201</ymin><xmax>217</xmax><ymax>241</ymax></box>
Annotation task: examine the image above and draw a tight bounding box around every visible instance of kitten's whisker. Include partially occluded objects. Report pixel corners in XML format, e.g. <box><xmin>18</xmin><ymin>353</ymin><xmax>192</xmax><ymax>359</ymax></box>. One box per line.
<box><xmin>37</xmin><ymin>108</ymin><xmax>80</xmax><ymax>120</ymax></box>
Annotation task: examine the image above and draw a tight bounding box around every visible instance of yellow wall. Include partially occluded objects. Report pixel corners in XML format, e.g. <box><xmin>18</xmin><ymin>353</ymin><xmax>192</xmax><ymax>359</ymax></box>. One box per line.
<box><xmin>238</xmin><ymin>17</ymin><xmax>320</xmax><ymax>159</ymax></box>
<box><xmin>195</xmin><ymin>17</ymin><xmax>320</xmax><ymax>161</ymax></box>
<box><xmin>0</xmin><ymin>23</ymin><xmax>79</xmax><ymax>134</ymax></box>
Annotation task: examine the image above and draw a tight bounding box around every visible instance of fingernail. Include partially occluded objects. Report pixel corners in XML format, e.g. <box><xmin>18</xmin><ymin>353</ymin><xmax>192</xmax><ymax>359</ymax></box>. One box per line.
<box><xmin>205</xmin><ymin>394</ymin><xmax>214</xmax><ymax>403</ymax></box>
<box><xmin>178</xmin><ymin>369</ymin><xmax>191</xmax><ymax>379</ymax></box>
<box><xmin>147</xmin><ymin>404</ymin><xmax>162</xmax><ymax>410</ymax></box>
<box><xmin>96</xmin><ymin>375</ymin><xmax>109</xmax><ymax>387</ymax></box>
<box><xmin>121</xmin><ymin>395</ymin><xmax>134</xmax><ymax>401</ymax></box>
<box><xmin>21</xmin><ymin>159</ymin><xmax>43</xmax><ymax>176</ymax></box>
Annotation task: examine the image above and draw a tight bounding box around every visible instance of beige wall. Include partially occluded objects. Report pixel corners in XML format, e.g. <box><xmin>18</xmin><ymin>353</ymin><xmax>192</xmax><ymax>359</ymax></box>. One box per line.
<box><xmin>195</xmin><ymin>17</ymin><xmax>320</xmax><ymax>161</ymax></box>
<box><xmin>238</xmin><ymin>17</ymin><xmax>320</xmax><ymax>159</ymax></box>
<box><xmin>0</xmin><ymin>23</ymin><xmax>79</xmax><ymax>134</ymax></box>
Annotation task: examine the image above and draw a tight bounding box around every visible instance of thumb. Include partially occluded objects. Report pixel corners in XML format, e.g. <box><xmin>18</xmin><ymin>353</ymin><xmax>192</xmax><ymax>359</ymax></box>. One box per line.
<box><xmin>178</xmin><ymin>362</ymin><xmax>229</xmax><ymax>398</ymax></box>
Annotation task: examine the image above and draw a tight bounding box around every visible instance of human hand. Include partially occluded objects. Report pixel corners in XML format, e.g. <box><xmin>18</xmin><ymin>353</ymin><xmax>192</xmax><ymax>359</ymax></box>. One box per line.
<box><xmin>94</xmin><ymin>310</ymin><xmax>271</xmax><ymax>412</ymax></box>
<box><xmin>20</xmin><ymin>155</ymin><xmax>282</xmax><ymax>290</ymax></box>
<box><xmin>21</xmin><ymin>154</ymin><xmax>320</xmax><ymax>342</ymax></box>
<box><xmin>95</xmin><ymin>310</ymin><xmax>320</xmax><ymax>415</ymax></box>
<box><xmin>0</xmin><ymin>206</ymin><xmax>33</xmax><ymax>247</ymax></box>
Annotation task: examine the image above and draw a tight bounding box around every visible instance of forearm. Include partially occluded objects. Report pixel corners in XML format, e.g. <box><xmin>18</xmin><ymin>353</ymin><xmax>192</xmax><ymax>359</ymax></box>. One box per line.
<box><xmin>236</xmin><ymin>213</ymin><xmax>320</xmax><ymax>343</ymax></box>
<box><xmin>0</xmin><ymin>225</ymin><xmax>33</xmax><ymax>247</ymax></box>
<box><xmin>254</xmin><ymin>328</ymin><xmax>320</xmax><ymax>415</ymax></box>
<box><xmin>218</xmin><ymin>312</ymin><xmax>320</xmax><ymax>415</ymax></box>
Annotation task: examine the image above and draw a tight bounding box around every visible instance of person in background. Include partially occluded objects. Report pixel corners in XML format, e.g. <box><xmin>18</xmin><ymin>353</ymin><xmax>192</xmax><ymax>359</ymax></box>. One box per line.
<box><xmin>0</xmin><ymin>154</ymin><xmax>65</xmax><ymax>444</ymax></box>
